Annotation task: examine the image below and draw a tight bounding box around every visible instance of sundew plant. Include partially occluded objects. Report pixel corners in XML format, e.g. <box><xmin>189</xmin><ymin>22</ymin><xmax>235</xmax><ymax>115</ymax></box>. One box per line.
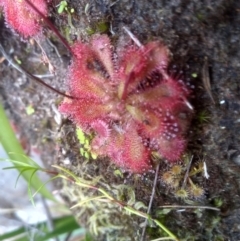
<box><xmin>0</xmin><ymin>0</ymin><xmax>193</xmax><ymax>174</ymax></box>
<box><xmin>59</xmin><ymin>32</ymin><xmax>193</xmax><ymax>173</ymax></box>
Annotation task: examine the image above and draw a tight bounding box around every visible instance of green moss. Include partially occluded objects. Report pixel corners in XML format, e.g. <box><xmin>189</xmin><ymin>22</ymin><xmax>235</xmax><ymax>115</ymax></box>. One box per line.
<box><xmin>86</xmin><ymin>21</ymin><xmax>110</xmax><ymax>35</ymax></box>
<box><xmin>196</xmin><ymin>110</ymin><xmax>211</xmax><ymax>124</ymax></box>
<box><xmin>76</xmin><ymin>127</ymin><xmax>97</xmax><ymax>160</ymax></box>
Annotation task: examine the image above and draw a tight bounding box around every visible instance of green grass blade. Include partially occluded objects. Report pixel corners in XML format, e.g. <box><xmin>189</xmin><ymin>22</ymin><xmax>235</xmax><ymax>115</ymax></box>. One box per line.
<box><xmin>52</xmin><ymin>164</ymin><xmax>79</xmax><ymax>181</ymax></box>
<box><xmin>35</xmin><ymin>216</ymin><xmax>82</xmax><ymax>241</ymax></box>
<box><xmin>0</xmin><ymin>216</ymin><xmax>82</xmax><ymax>241</ymax></box>
<box><xmin>0</xmin><ymin>104</ymin><xmax>55</xmax><ymax>201</ymax></box>
<box><xmin>16</xmin><ymin>168</ymin><xmax>31</xmax><ymax>188</ymax></box>
<box><xmin>0</xmin><ymin>226</ymin><xmax>27</xmax><ymax>241</ymax></box>
<box><xmin>0</xmin><ymin>158</ymin><xmax>40</xmax><ymax>167</ymax></box>
<box><xmin>32</xmin><ymin>175</ymin><xmax>60</xmax><ymax>199</ymax></box>
<box><xmin>2</xmin><ymin>166</ymin><xmax>27</xmax><ymax>170</ymax></box>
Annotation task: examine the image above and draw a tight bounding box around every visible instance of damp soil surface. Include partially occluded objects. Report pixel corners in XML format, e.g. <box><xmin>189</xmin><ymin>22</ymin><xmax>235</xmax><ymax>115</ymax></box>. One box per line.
<box><xmin>1</xmin><ymin>0</ymin><xmax>240</xmax><ymax>240</ymax></box>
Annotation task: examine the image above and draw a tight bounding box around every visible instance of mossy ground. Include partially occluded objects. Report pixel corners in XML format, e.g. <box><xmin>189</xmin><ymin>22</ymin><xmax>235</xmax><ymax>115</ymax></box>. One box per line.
<box><xmin>1</xmin><ymin>0</ymin><xmax>240</xmax><ymax>240</ymax></box>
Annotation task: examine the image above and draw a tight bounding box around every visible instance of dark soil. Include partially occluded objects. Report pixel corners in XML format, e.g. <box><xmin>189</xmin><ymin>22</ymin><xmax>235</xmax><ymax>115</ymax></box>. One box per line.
<box><xmin>1</xmin><ymin>0</ymin><xmax>240</xmax><ymax>240</ymax></box>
